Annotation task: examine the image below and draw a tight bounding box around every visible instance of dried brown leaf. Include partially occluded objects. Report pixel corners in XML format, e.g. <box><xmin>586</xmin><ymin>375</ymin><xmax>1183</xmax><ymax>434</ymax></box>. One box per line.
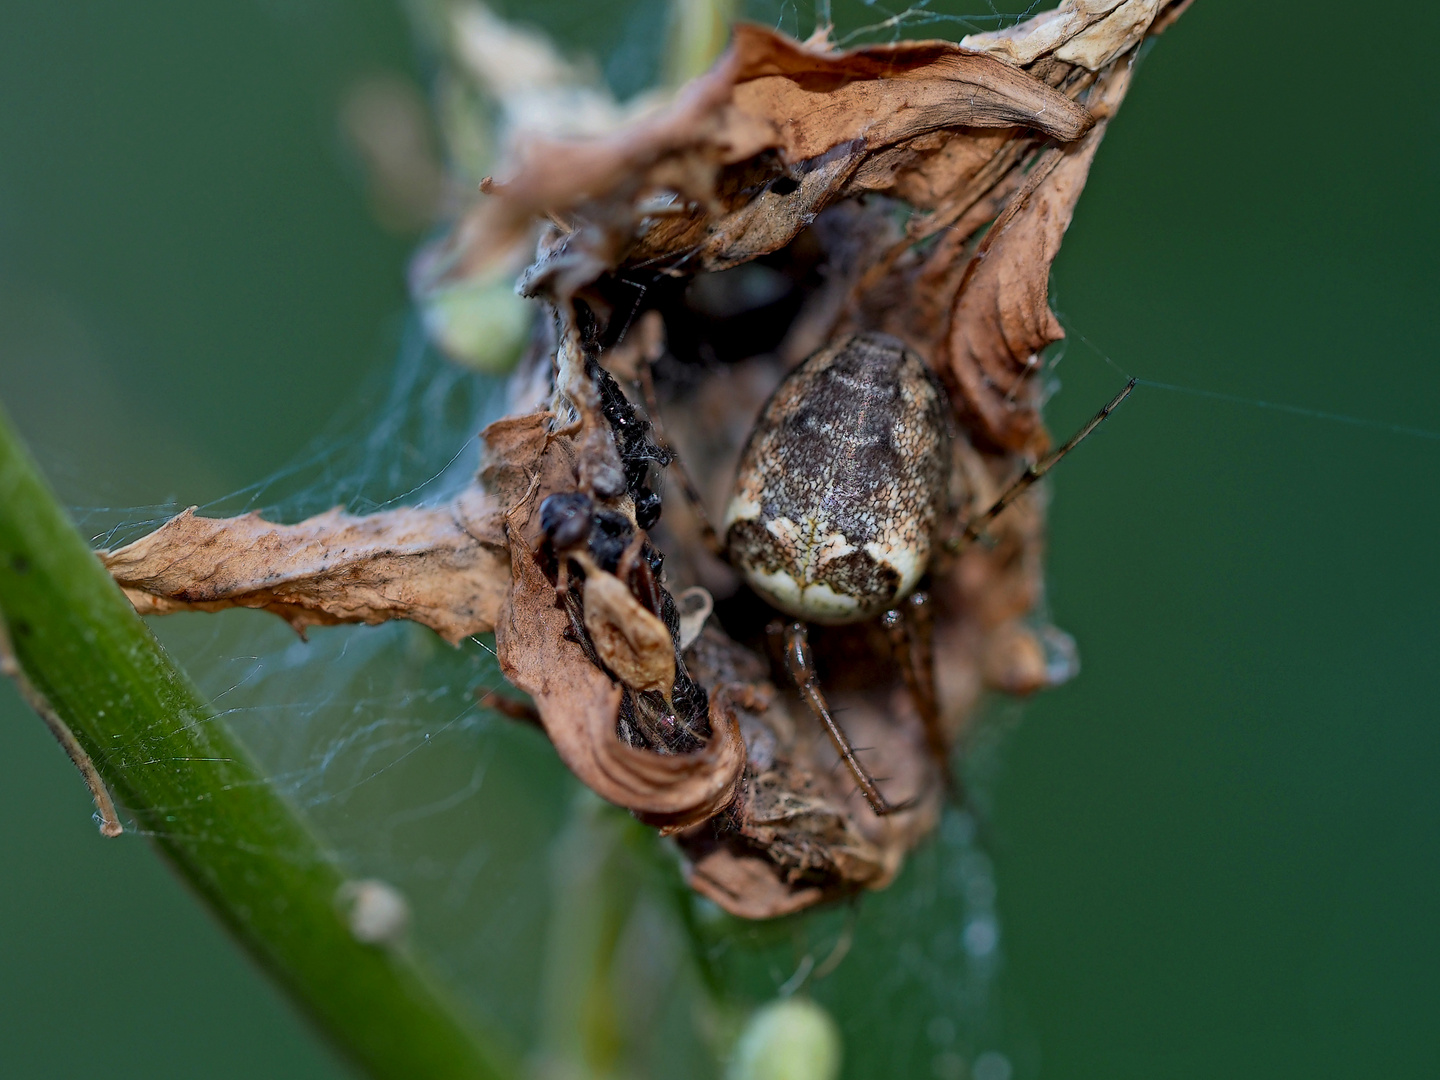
<box><xmin>573</xmin><ymin>551</ymin><xmax>676</xmax><ymax>699</ymax></box>
<box><xmin>726</xmin><ymin>26</ymin><xmax>1094</xmax><ymax>159</ymax></box>
<box><xmin>939</xmin><ymin>51</ymin><xmax>1136</xmax><ymax>452</ymax></box>
<box><xmin>496</xmin><ymin>538</ymin><xmax>744</xmax><ymax>829</ymax></box>
<box><xmin>941</xmin><ymin>143</ymin><xmax>1097</xmax><ymax>452</ymax></box>
<box><xmin>449</xmin><ymin>23</ymin><xmax>1095</xmax><ymax>290</ymax></box>
<box><xmin>101</xmin><ymin>493</ymin><xmax>508</xmax><ymax>644</ymax></box>
<box><xmin>479</xmin><ymin>409</ymin><xmax>577</xmax><ymax>541</ymax></box>
<box><xmin>686</xmin><ymin>844</ymin><xmax>826</xmax><ymax>920</ymax></box>
<box><xmin>961</xmin><ymin>0</ymin><xmax>1133</xmax><ymax>66</ymax></box>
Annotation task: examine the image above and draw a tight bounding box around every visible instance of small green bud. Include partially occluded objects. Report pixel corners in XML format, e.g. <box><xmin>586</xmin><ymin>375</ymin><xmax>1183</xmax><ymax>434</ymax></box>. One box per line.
<box><xmin>418</xmin><ymin>274</ymin><xmax>532</xmax><ymax>375</ymax></box>
<box><xmin>727</xmin><ymin>997</ymin><xmax>842</xmax><ymax>1080</ymax></box>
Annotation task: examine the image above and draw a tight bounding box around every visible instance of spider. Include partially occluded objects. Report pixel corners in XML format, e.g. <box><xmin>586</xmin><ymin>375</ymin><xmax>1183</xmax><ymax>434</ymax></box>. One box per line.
<box><xmin>715</xmin><ymin>331</ymin><xmax>1133</xmax><ymax>815</ymax></box>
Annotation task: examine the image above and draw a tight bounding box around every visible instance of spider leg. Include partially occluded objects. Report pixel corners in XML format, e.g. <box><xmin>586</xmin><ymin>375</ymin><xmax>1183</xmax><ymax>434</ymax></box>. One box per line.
<box><xmin>882</xmin><ymin>591</ymin><xmax>952</xmax><ymax>784</ymax></box>
<box><xmin>782</xmin><ymin>621</ymin><xmax>915</xmax><ymax>817</ymax></box>
<box><xmin>949</xmin><ymin>377</ymin><xmax>1136</xmax><ymax>551</ymax></box>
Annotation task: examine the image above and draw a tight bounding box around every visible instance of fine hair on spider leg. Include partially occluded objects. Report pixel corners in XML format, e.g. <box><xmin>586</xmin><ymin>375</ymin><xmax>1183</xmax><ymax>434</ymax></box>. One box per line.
<box><xmin>882</xmin><ymin>592</ymin><xmax>951</xmax><ymax>780</ymax></box>
<box><xmin>780</xmin><ymin>620</ymin><xmax>918</xmax><ymax>817</ymax></box>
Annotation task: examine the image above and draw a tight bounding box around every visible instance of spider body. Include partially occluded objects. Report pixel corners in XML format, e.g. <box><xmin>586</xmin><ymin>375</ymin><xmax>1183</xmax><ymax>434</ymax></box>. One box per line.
<box><xmin>676</xmin><ymin>329</ymin><xmax>1124</xmax><ymax>815</ymax></box>
<box><xmin>723</xmin><ymin>332</ymin><xmax>951</xmax><ymax>625</ymax></box>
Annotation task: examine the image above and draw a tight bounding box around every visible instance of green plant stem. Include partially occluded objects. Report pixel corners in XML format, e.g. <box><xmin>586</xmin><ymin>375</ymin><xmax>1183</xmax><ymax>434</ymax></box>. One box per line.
<box><xmin>0</xmin><ymin>405</ymin><xmax>514</xmax><ymax>1080</ymax></box>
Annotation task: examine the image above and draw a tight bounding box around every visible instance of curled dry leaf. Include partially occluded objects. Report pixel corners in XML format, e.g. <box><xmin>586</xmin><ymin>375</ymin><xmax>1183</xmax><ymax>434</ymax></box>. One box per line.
<box><xmin>100</xmin><ymin>493</ymin><xmax>507</xmax><ymax>645</ymax></box>
<box><xmin>963</xmin><ymin>0</ymin><xmax>1175</xmax><ymax>70</ymax></box>
<box><xmin>104</xmin><ymin>2</ymin><xmax>1187</xmax><ymax>918</ymax></box>
<box><xmin>498</xmin><ymin>534</ymin><xmax>744</xmax><ymax>832</ymax></box>
<box><xmin>572</xmin><ymin>550</ymin><xmax>676</xmax><ymax>699</ymax></box>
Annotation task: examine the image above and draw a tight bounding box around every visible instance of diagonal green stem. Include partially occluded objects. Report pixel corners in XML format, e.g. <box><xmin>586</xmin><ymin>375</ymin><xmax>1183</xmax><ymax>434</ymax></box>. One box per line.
<box><xmin>0</xmin><ymin>403</ymin><xmax>515</xmax><ymax>1080</ymax></box>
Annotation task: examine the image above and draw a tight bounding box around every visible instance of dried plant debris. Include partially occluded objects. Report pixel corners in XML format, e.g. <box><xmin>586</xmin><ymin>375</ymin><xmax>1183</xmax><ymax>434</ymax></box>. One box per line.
<box><xmin>103</xmin><ymin>3</ymin><xmax>1187</xmax><ymax>919</ymax></box>
<box><xmin>102</xmin><ymin>492</ymin><xmax>507</xmax><ymax>644</ymax></box>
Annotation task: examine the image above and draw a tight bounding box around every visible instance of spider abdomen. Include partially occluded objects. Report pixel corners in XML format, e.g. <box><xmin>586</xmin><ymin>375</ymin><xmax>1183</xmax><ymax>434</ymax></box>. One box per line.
<box><xmin>723</xmin><ymin>332</ymin><xmax>951</xmax><ymax>624</ymax></box>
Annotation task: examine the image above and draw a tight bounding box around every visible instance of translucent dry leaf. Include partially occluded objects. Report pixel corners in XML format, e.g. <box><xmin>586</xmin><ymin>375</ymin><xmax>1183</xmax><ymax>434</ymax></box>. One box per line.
<box><xmin>101</xmin><ymin>493</ymin><xmax>507</xmax><ymax>644</ymax></box>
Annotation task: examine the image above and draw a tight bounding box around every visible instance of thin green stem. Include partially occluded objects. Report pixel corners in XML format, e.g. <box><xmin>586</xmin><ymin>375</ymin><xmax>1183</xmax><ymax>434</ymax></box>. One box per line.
<box><xmin>0</xmin><ymin>404</ymin><xmax>515</xmax><ymax>1080</ymax></box>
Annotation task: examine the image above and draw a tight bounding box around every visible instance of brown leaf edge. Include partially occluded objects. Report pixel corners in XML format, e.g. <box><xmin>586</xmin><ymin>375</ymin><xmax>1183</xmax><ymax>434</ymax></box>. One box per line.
<box><xmin>440</xmin><ymin>27</ymin><xmax>1102</xmax><ymax>330</ymax></box>
<box><xmin>100</xmin><ymin>489</ymin><xmax>506</xmax><ymax>645</ymax></box>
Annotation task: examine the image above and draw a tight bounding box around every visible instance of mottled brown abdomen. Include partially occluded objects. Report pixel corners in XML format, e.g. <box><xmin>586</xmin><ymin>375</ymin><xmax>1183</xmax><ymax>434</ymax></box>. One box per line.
<box><xmin>723</xmin><ymin>332</ymin><xmax>951</xmax><ymax>624</ymax></box>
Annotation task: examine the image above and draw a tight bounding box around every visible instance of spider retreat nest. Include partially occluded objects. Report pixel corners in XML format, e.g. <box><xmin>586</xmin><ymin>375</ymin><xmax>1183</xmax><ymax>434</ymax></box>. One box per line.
<box><xmin>101</xmin><ymin>2</ymin><xmax>1189</xmax><ymax>919</ymax></box>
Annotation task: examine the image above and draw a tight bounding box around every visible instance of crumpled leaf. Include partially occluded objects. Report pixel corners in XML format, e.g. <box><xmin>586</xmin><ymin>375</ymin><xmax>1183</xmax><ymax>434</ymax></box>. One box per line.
<box><xmin>939</xmin><ymin>123</ymin><xmax>1104</xmax><ymax>451</ymax></box>
<box><xmin>101</xmin><ymin>490</ymin><xmax>507</xmax><ymax>644</ymax></box>
<box><xmin>963</xmin><ymin>0</ymin><xmax>1139</xmax><ymax>67</ymax></box>
<box><xmin>102</xmin><ymin>3</ymin><xmax>1188</xmax><ymax>919</ymax></box>
<box><xmin>446</xmin><ymin>22</ymin><xmax>1093</xmax><ymax>294</ymax></box>
<box><xmin>686</xmin><ymin>844</ymin><xmax>826</xmax><ymax>920</ymax></box>
<box><xmin>448</xmin><ymin>13</ymin><xmax>1174</xmax><ymax>456</ymax></box>
<box><xmin>475</xmin><ymin>394</ymin><xmax>747</xmax><ymax>830</ymax></box>
<box><xmin>573</xmin><ymin>550</ymin><xmax>676</xmax><ymax>699</ymax></box>
<box><xmin>965</xmin><ymin>0</ymin><xmax>1194</xmax><ymax>72</ymax></box>
<box><xmin>497</xmin><ymin>533</ymin><xmax>744</xmax><ymax>831</ymax></box>
<box><xmin>935</xmin><ymin>38</ymin><xmax>1139</xmax><ymax>451</ymax></box>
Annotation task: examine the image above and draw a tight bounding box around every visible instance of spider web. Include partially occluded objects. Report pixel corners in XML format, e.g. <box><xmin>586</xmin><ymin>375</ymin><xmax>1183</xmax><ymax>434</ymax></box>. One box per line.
<box><xmin>750</xmin><ymin>0</ymin><xmax>1047</xmax><ymax>47</ymax></box>
<box><xmin>91</xmin><ymin>314</ymin><xmax>1023</xmax><ymax>1077</ymax></box>
<box><xmin>88</xmin><ymin>322</ymin><xmax>587</xmax><ymax>1049</ymax></box>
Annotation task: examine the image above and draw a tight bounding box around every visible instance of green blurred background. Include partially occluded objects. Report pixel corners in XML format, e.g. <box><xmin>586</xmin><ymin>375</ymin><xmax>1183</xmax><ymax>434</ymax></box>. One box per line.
<box><xmin>2</xmin><ymin>2</ymin><xmax>1438</xmax><ymax>1077</ymax></box>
